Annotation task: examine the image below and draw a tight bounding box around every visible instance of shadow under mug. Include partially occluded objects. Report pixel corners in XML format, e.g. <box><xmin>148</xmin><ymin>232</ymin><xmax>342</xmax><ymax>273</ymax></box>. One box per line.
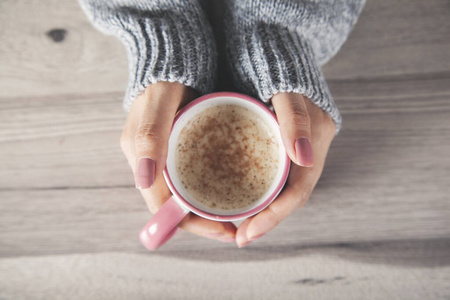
<box><xmin>139</xmin><ymin>92</ymin><xmax>290</xmax><ymax>250</ymax></box>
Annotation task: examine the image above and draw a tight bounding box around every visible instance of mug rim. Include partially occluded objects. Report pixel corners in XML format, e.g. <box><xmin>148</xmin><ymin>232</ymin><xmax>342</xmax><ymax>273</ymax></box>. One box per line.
<box><xmin>163</xmin><ymin>92</ymin><xmax>290</xmax><ymax>221</ymax></box>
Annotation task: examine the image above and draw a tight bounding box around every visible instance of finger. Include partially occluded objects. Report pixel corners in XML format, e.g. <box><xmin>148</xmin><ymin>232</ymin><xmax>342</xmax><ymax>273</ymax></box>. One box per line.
<box><xmin>272</xmin><ymin>93</ymin><xmax>313</xmax><ymax>167</ymax></box>
<box><xmin>239</xmin><ymin>164</ymin><xmax>321</xmax><ymax>245</ymax></box>
<box><xmin>133</xmin><ymin>82</ymin><xmax>196</xmax><ymax>189</ymax></box>
<box><xmin>140</xmin><ymin>185</ymin><xmax>237</xmax><ymax>242</ymax></box>
<box><xmin>245</xmin><ymin>183</ymin><xmax>308</xmax><ymax>241</ymax></box>
<box><xmin>235</xmin><ymin>218</ymin><xmax>251</xmax><ymax>248</ymax></box>
<box><xmin>179</xmin><ymin>214</ymin><xmax>237</xmax><ymax>243</ymax></box>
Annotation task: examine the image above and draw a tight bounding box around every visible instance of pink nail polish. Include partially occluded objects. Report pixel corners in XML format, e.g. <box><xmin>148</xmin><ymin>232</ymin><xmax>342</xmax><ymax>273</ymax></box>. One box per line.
<box><xmin>135</xmin><ymin>158</ymin><xmax>156</xmax><ymax>189</ymax></box>
<box><xmin>295</xmin><ymin>138</ymin><xmax>314</xmax><ymax>167</ymax></box>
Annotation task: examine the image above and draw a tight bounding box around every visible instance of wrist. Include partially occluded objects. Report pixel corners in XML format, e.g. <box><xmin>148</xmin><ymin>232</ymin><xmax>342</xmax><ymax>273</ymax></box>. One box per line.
<box><xmin>130</xmin><ymin>82</ymin><xmax>198</xmax><ymax>116</ymax></box>
<box><xmin>226</xmin><ymin>23</ymin><xmax>341</xmax><ymax>133</ymax></box>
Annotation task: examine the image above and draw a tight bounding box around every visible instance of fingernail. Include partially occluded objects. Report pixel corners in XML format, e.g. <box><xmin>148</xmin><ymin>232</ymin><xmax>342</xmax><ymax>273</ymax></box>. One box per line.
<box><xmin>295</xmin><ymin>137</ymin><xmax>314</xmax><ymax>167</ymax></box>
<box><xmin>219</xmin><ymin>237</ymin><xmax>236</xmax><ymax>243</ymax></box>
<box><xmin>205</xmin><ymin>232</ymin><xmax>224</xmax><ymax>239</ymax></box>
<box><xmin>135</xmin><ymin>158</ymin><xmax>155</xmax><ymax>189</ymax></box>
<box><xmin>238</xmin><ymin>240</ymin><xmax>251</xmax><ymax>248</ymax></box>
<box><xmin>248</xmin><ymin>233</ymin><xmax>265</xmax><ymax>242</ymax></box>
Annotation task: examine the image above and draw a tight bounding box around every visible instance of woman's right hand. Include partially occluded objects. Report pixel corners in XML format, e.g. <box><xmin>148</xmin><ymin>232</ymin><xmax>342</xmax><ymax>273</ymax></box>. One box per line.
<box><xmin>120</xmin><ymin>82</ymin><xmax>237</xmax><ymax>247</ymax></box>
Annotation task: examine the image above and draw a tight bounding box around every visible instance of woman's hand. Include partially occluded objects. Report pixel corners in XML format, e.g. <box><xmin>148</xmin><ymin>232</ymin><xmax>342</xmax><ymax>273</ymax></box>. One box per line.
<box><xmin>120</xmin><ymin>82</ymin><xmax>237</xmax><ymax>245</ymax></box>
<box><xmin>236</xmin><ymin>93</ymin><xmax>336</xmax><ymax>247</ymax></box>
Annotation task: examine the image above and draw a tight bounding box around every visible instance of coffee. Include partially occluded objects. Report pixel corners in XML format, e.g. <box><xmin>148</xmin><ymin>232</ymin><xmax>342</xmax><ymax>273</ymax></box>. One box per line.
<box><xmin>175</xmin><ymin>104</ymin><xmax>280</xmax><ymax>211</ymax></box>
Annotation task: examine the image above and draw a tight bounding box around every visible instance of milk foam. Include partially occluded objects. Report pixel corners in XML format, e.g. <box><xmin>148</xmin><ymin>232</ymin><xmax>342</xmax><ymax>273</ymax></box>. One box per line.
<box><xmin>175</xmin><ymin>104</ymin><xmax>279</xmax><ymax>211</ymax></box>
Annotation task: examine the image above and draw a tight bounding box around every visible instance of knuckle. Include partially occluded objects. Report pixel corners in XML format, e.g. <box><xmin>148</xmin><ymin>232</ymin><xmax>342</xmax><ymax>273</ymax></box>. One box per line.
<box><xmin>267</xmin><ymin>206</ymin><xmax>282</xmax><ymax>226</ymax></box>
<box><xmin>288</xmin><ymin>109</ymin><xmax>311</xmax><ymax>130</ymax></box>
<box><xmin>135</xmin><ymin>123</ymin><xmax>161</xmax><ymax>147</ymax></box>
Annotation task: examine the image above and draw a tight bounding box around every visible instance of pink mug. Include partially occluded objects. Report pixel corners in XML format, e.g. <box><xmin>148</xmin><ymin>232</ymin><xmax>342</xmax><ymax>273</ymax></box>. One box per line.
<box><xmin>139</xmin><ymin>92</ymin><xmax>290</xmax><ymax>250</ymax></box>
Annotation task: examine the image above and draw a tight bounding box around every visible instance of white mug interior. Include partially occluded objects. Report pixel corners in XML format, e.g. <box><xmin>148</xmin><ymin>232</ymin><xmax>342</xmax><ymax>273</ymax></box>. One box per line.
<box><xmin>165</xmin><ymin>95</ymin><xmax>288</xmax><ymax>218</ymax></box>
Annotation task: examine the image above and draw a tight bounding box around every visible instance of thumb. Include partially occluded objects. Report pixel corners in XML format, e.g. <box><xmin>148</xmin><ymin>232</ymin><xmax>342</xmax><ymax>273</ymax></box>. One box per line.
<box><xmin>271</xmin><ymin>92</ymin><xmax>314</xmax><ymax>167</ymax></box>
<box><xmin>133</xmin><ymin>82</ymin><xmax>196</xmax><ymax>189</ymax></box>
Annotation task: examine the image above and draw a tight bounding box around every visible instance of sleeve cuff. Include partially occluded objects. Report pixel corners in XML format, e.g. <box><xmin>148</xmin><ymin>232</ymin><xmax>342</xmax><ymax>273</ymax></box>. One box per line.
<box><xmin>226</xmin><ymin>23</ymin><xmax>342</xmax><ymax>133</ymax></box>
<box><xmin>79</xmin><ymin>1</ymin><xmax>217</xmax><ymax>111</ymax></box>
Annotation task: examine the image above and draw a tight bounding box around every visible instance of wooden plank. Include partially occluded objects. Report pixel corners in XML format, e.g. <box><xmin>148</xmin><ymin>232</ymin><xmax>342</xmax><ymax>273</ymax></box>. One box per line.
<box><xmin>0</xmin><ymin>93</ymin><xmax>130</xmax><ymax>190</ymax></box>
<box><xmin>1</xmin><ymin>75</ymin><xmax>449</xmax><ymax>189</ymax></box>
<box><xmin>0</xmin><ymin>0</ymin><xmax>127</xmax><ymax>98</ymax></box>
<box><xmin>0</xmin><ymin>78</ymin><xmax>449</xmax><ymax>257</ymax></box>
<box><xmin>2</xmin><ymin>96</ymin><xmax>450</xmax><ymax>256</ymax></box>
<box><xmin>0</xmin><ymin>249</ymin><xmax>449</xmax><ymax>300</ymax></box>
<box><xmin>1</xmin><ymin>0</ymin><xmax>449</xmax><ymax>99</ymax></box>
<box><xmin>1</xmin><ymin>168</ymin><xmax>449</xmax><ymax>257</ymax></box>
<box><xmin>0</xmin><ymin>188</ymin><xmax>148</xmax><ymax>257</ymax></box>
<box><xmin>323</xmin><ymin>0</ymin><xmax>450</xmax><ymax>79</ymax></box>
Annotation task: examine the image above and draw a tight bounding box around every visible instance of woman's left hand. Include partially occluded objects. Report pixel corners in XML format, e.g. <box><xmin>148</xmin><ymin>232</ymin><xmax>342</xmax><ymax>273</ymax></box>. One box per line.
<box><xmin>236</xmin><ymin>92</ymin><xmax>336</xmax><ymax>247</ymax></box>
<box><xmin>121</xmin><ymin>82</ymin><xmax>238</xmax><ymax>248</ymax></box>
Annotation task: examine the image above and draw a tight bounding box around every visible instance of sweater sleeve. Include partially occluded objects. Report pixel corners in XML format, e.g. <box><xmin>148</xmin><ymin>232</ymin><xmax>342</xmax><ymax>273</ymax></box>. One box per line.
<box><xmin>224</xmin><ymin>0</ymin><xmax>366</xmax><ymax>132</ymax></box>
<box><xmin>78</xmin><ymin>0</ymin><xmax>217</xmax><ymax>111</ymax></box>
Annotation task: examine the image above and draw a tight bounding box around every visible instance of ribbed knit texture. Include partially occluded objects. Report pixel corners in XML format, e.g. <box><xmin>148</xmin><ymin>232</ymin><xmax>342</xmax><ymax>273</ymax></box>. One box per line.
<box><xmin>78</xmin><ymin>0</ymin><xmax>217</xmax><ymax>111</ymax></box>
<box><xmin>224</xmin><ymin>0</ymin><xmax>366</xmax><ymax>132</ymax></box>
<box><xmin>78</xmin><ymin>0</ymin><xmax>365</xmax><ymax>132</ymax></box>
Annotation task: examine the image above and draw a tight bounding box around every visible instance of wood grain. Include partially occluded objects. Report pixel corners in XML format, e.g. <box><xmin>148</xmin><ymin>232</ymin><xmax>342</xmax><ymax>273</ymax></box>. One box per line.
<box><xmin>323</xmin><ymin>0</ymin><xmax>450</xmax><ymax>79</ymax></box>
<box><xmin>0</xmin><ymin>0</ymin><xmax>128</xmax><ymax>98</ymax></box>
<box><xmin>0</xmin><ymin>92</ymin><xmax>129</xmax><ymax>190</ymax></box>
<box><xmin>0</xmin><ymin>75</ymin><xmax>449</xmax><ymax>189</ymax></box>
<box><xmin>1</xmin><ymin>0</ymin><xmax>449</xmax><ymax>98</ymax></box>
<box><xmin>1</xmin><ymin>251</ymin><xmax>448</xmax><ymax>300</ymax></box>
<box><xmin>1</xmin><ymin>75</ymin><xmax>448</xmax><ymax>258</ymax></box>
<box><xmin>0</xmin><ymin>0</ymin><xmax>449</xmax><ymax>299</ymax></box>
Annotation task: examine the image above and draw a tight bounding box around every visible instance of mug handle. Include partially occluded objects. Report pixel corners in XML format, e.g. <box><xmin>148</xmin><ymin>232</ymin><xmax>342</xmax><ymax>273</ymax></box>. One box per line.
<box><xmin>139</xmin><ymin>196</ymin><xmax>189</xmax><ymax>250</ymax></box>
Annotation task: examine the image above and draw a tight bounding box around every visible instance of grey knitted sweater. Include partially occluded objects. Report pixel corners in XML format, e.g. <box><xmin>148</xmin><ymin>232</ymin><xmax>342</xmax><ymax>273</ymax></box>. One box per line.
<box><xmin>79</xmin><ymin>0</ymin><xmax>365</xmax><ymax>131</ymax></box>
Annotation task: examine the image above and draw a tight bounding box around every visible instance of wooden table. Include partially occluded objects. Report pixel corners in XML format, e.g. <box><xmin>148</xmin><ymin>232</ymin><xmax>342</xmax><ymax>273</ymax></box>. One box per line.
<box><xmin>1</xmin><ymin>0</ymin><xmax>449</xmax><ymax>299</ymax></box>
